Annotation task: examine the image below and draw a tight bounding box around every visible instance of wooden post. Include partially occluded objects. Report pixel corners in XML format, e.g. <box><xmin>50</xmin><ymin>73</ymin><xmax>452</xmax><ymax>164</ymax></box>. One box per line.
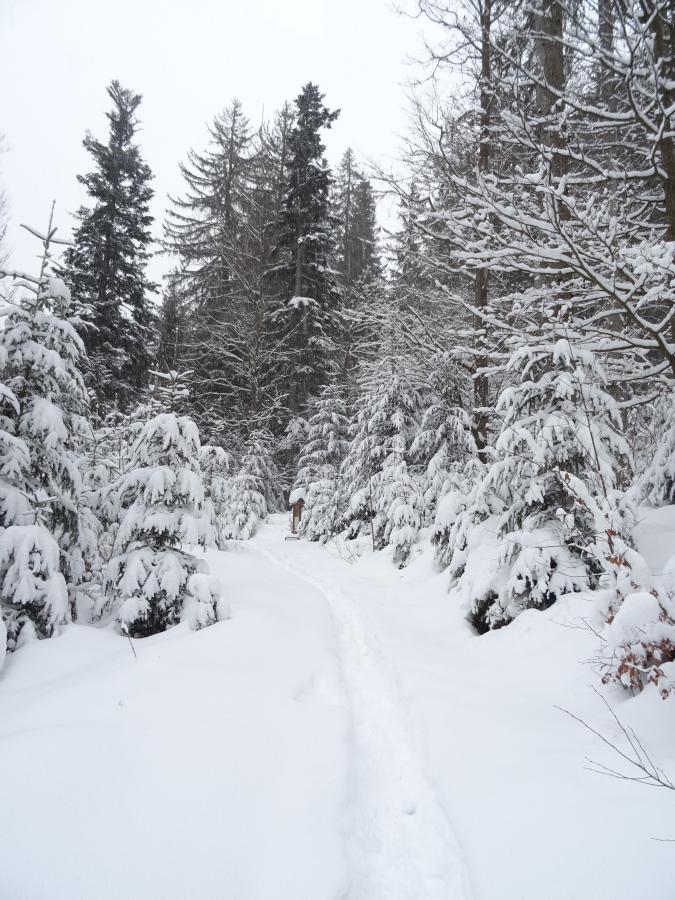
<box><xmin>291</xmin><ymin>498</ymin><xmax>304</xmax><ymax>534</ymax></box>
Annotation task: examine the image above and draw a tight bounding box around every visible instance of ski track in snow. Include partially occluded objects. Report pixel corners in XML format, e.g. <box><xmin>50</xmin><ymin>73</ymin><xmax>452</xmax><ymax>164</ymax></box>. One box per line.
<box><xmin>255</xmin><ymin>525</ymin><xmax>473</xmax><ymax>900</ymax></box>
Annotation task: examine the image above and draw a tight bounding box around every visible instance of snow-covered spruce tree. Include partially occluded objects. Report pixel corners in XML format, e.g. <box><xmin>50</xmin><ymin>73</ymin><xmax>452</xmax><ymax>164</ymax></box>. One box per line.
<box><xmin>455</xmin><ymin>338</ymin><xmax>633</xmax><ymax>632</ymax></box>
<box><xmin>277</xmin><ymin>414</ymin><xmax>309</xmax><ymax>494</ymax></box>
<box><xmin>431</xmin><ymin>457</ymin><xmax>485</xmax><ymax>571</ymax></box>
<box><xmin>67</xmin><ymin>80</ymin><xmax>156</xmax><ymax>410</ymax></box>
<box><xmin>84</xmin><ymin>371</ymin><xmax>189</xmax><ymax>572</ymax></box>
<box><xmin>200</xmin><ymin>444</ymin><xmax>231</xmax><ymax>548</ymax></box>
<box><xmin>637</xmin><ymin>394</ymin><xmax>675</xmax><ymax>508</ymax></box>
<box><xmin>0</xmin><ymin>214</ymin><xmax>92</xmax><ymax>652</ymax></box>
<box><xmin>411</xmin><ymin>397</ymin><xmax>476</xmax><ymax>525</ymax></box>
<box><xmin>0</xmin><ymin>373</ymin><xmax>66</xmax><ymax>654</ymax></box>
<box><xmin>147</xmin><ymin>367</ymin><xmax>192</xmax><ymax>416</ymax></box>
<box><xmin>226</xmin><ymin>430</ymin><xmax>279</xmax><ymax>540</ymax></box>
<box><xmin>340</xmin><ymin>363</ymin><xmax>422</xmax><ymax>562</ymax></box>
<box><xmin>105</xmin><ymin>376</ymin><xmax>226</xmax><ymax>637</ymax></box>
<box><xmin>294</xmin><ymin>387</ymin><xmax>349</xmax><ymax>541</ymax></box>
<box><xmin>81</xmin><ymin>387</ymin><xmax>192</xmax><ymax>624</ymax></box>
<box><xmin>79</xmin><ymin>405</ymin><xmax>147</xmax><ymax>618</ymax></box>
<box><xmin>375</xmin><ymin>428</ymin><xmax>422</xmax><ymax>567</ymax></box>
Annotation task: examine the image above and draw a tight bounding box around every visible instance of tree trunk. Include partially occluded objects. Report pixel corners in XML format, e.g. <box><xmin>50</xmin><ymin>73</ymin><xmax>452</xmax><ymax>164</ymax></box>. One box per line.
<box><xmin>472</xmin><ymin>0</ymin><xmax>492</xmax><ymax>462</ymax></box>
<box><xmin>598</xmin><ymin>0</ymin><xmax>613</xmax><ymax>104</ymax></box>
<box><xmin>534</xmin><ymin>0</ymin><xmax>566</xmax><ymax>182</ymax></box>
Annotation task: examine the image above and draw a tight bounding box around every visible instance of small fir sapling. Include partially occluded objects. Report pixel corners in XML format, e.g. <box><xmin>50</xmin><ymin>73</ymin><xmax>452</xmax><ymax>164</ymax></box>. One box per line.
<box><xmin>226</xmin><ymin>430</ymin><xmax>279</xmax><ymax>540</ymax></box>
<box><xmin>0</xmin><ymin>211</ymin><xmax>91</xmax><ymax>653</ymax></box>
<box><xmin>106</xmin><ymin>370</ymin><xmax>227</xmax><ymax>636</ymax></box>
<box><xmin>293</xmin><ymin>388</ymin><xmax>349</xmax><ymax>541</ymax></box>
<box><xmin>411</xmin><ymin>401</ymin><xmax>476</xmax><ymax>525</ymax></box>
<box><xmin>637</xmin><ymin>394</ymin><xmax>675</xmax><ymax>508</ymax></box>
<box><xmin>451</xmin><ymin>339</ymin><xmax>633</xmax><ymax>631</ymax></box>
<box><xmin>200</xmin><ymin>444</ymin><xmax>231</xmax><ymax>548</ymax></box>
<box><xmin>340</xmin><ymin>367</ymin><xmax>421</xmax><ymax>560</ymax></box>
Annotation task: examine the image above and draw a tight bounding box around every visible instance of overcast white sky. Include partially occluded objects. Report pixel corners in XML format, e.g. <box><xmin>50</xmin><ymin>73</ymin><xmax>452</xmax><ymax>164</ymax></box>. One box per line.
<box><xmin>1</xmin><ymin>0</ymin><xmax>427</xmax><ymax>283</ymax></box>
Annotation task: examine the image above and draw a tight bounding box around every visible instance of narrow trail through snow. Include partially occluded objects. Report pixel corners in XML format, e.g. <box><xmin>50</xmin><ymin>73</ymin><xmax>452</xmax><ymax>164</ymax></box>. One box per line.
<box><xmin>255</xmin><ymin>521</ymin><xmax>473</xmax><ymax>900</ymax></box>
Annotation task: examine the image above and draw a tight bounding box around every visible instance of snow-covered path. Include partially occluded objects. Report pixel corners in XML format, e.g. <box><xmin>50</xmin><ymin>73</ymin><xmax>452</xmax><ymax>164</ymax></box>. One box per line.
<box><xmin>254</xmin><ymin>523</ymin><xmax>473</xmax><ymax>900</ymax></box>
<box><xmin>252</xmin><ymin>516</ymin><xmax>675</xmax><ymax>900</ymax></box>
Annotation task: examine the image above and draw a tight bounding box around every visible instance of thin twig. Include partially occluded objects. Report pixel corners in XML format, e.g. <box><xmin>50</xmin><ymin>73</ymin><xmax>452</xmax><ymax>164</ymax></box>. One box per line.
<box><xmin>556</xmin><ymin>688</ymin><xmax>674</xmax><ymax>792</ymax></box>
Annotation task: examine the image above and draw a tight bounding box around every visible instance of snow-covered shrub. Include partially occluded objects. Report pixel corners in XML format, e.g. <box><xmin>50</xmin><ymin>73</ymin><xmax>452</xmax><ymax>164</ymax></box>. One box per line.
<box><xmin>183</xmin><ymin>572</ymin><xmax>230</xmax><ymax>630</ymax></box>
<box><xmin>0</xmin><ymin>525</ymin><xmax>68</xmax><ymax>651</ymax></box>
<box><xmin>411</xmin><ymin>401</ymin><xmax>476</xmax><ymax>525</ymax></box>
<box><xmin>225</xmin><ymin>431</ymin><xmax>278</xmax><ymax>540</ymax></box>
<box><xmin>79</xmin><ymin>400</ymin><xmax>174</xmax><ymax>621</ymax></box>
<box><xmin>80</xmin><ymin>428</ymin><xmax>120</xmax><ymax>567</ymax></box>
<box><xmin>340</xmin><ymin>366</ymin><xmax>422</xmax><ymax>561</ymax></box>
<box><xmin>106</xmin><ymin>412</ymin><xmax>224</xmax><ymax>637</ymax></box>
<box><xmin>431</xmin><ymin>459</ymin><xmax>484</xmax><ymax>570</ymax></box>
<box><xmin>294</xmin><ymin>388</ymin><xmax>349</xmax><ymax>542</ymax></box>
<box><xmin>277</xmin><ymin>414</ymin><xmax>309</xmax><ymax>491</ymax></box>
<box><xmin>601</xmin><ymin>582</ymin><xmax>675</xmax><ymax>699</ymax></box>
<box><xmin>625</xmin><ymin>393</ymin><xmax>670</xmax><ymax>490</ymax></box>
<box><xmin>595</xmin><ymin>548</ymin><xmax>675</xmax><ymax>698</ymax></box>
<box><xmin>78</xmin><ymin>410</ymin><xmax>135</xmax><ymax>616</ymax></box>
<box><xmin>451</xmin><ymin>339</ymin><xmax>633</xmax><ymax>632</ymax></box>
<box><xmin>301</xmin><ymin>470</ymin><xmax>343</xmax><ymax>541</ymax></box>
<box><xmin>200</xmin><ymin>444</ymin><xmax>231</xmax><ymax>548</ymax></box>
<box><xmin>227</xmin><ymin>470</ymin><xmax>267</xmax><ymax>540</ymax></box>
<box><xmin>447</xmin><ymin>514</ymin><xmax>507</xmax><ymax>620</ymax></box>
<box><xmin>0</xmin><ymin>231</ymin><xmax>92</xmax><ymax>653</ymax></box>
<box><xmin>254</xmin><ymin>430</ymin><xmax>283</xmax><ymax>513</ymax></box>
<box><xmin>637</xmin><ymin>394</ymin><xmax>675</xmax><ymax>507</ymax></box>
<box><xmin>148</xmin><ymin>368</ymin><xmax>192</xmax><ymax>415</ymax></box>
<box><xmin>375</xmin><ymin>433</ymin><xmax>421</xmax><ymax>566</ymax></box>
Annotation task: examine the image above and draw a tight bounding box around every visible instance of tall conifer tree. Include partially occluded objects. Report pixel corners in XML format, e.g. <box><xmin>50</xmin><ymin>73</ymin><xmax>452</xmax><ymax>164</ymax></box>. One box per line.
<box><xmin>333</xmin><ymin>149</ymin><xmax>379</xmax><ymax>286</ymax></box>
<box><xmin>273</xmin><ymin>83</ymin><xmax>341</xmax><ymax>414</ymax></box>
<box><xmin>68</xmin><ymin>81</ymin><xmax>156</xmax><ymax>410</ymax></box>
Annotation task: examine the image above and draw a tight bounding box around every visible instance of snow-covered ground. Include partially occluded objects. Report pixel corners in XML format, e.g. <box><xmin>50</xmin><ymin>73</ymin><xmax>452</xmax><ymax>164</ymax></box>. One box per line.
<box><xmin>1</xmin><ymin>513</ymin><xmax>673</xmax><ymax>900</ymax></box>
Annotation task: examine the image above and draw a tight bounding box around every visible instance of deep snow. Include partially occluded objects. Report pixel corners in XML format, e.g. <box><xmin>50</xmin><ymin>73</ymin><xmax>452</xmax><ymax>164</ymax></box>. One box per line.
<box><xmin>0</xmin><ymin>513</ymin><xmax>673</xmax><ymax>899</ymax></box>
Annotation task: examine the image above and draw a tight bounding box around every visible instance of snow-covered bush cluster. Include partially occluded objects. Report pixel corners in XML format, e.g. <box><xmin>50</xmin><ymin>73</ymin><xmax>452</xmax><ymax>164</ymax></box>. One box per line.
<box><xmin>105</xmin><ymin>412</ymin><xmax>227</xmax><ymax>636</ymax></box>
<box><xmin>445</xmin><ymin>340</ymin><xmax>633</xmax><ymax>632</ymax></box>
<box><xmin>0</xmin><ymin>224</ymin><xmax>236</xmax><ymax>665</ymax></box>
<box><xmin>224</xmin><ymin>431</ymin><xmax>280</xmax><ymax>540</ymax></box>
<box><xmin>0</xmin><ymin>249</ymin><xmax>89</xmax><ymax>656</ymax></box>
<box><xmin>601</xmin><ymin>587</ymin><xmax>675</xmax><ymax>699</ymax></box>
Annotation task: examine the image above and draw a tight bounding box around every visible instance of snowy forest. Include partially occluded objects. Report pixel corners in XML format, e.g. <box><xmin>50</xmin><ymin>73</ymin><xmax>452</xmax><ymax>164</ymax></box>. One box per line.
<box><xmin>2</xmin><ymin>1</ymin><xmax>675</xmax><ymax>896</ymax></box>
<box><xmin>3</xmin><ymin>0</ymin><xmax>675</xmax><ymax>692</ymax></box>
